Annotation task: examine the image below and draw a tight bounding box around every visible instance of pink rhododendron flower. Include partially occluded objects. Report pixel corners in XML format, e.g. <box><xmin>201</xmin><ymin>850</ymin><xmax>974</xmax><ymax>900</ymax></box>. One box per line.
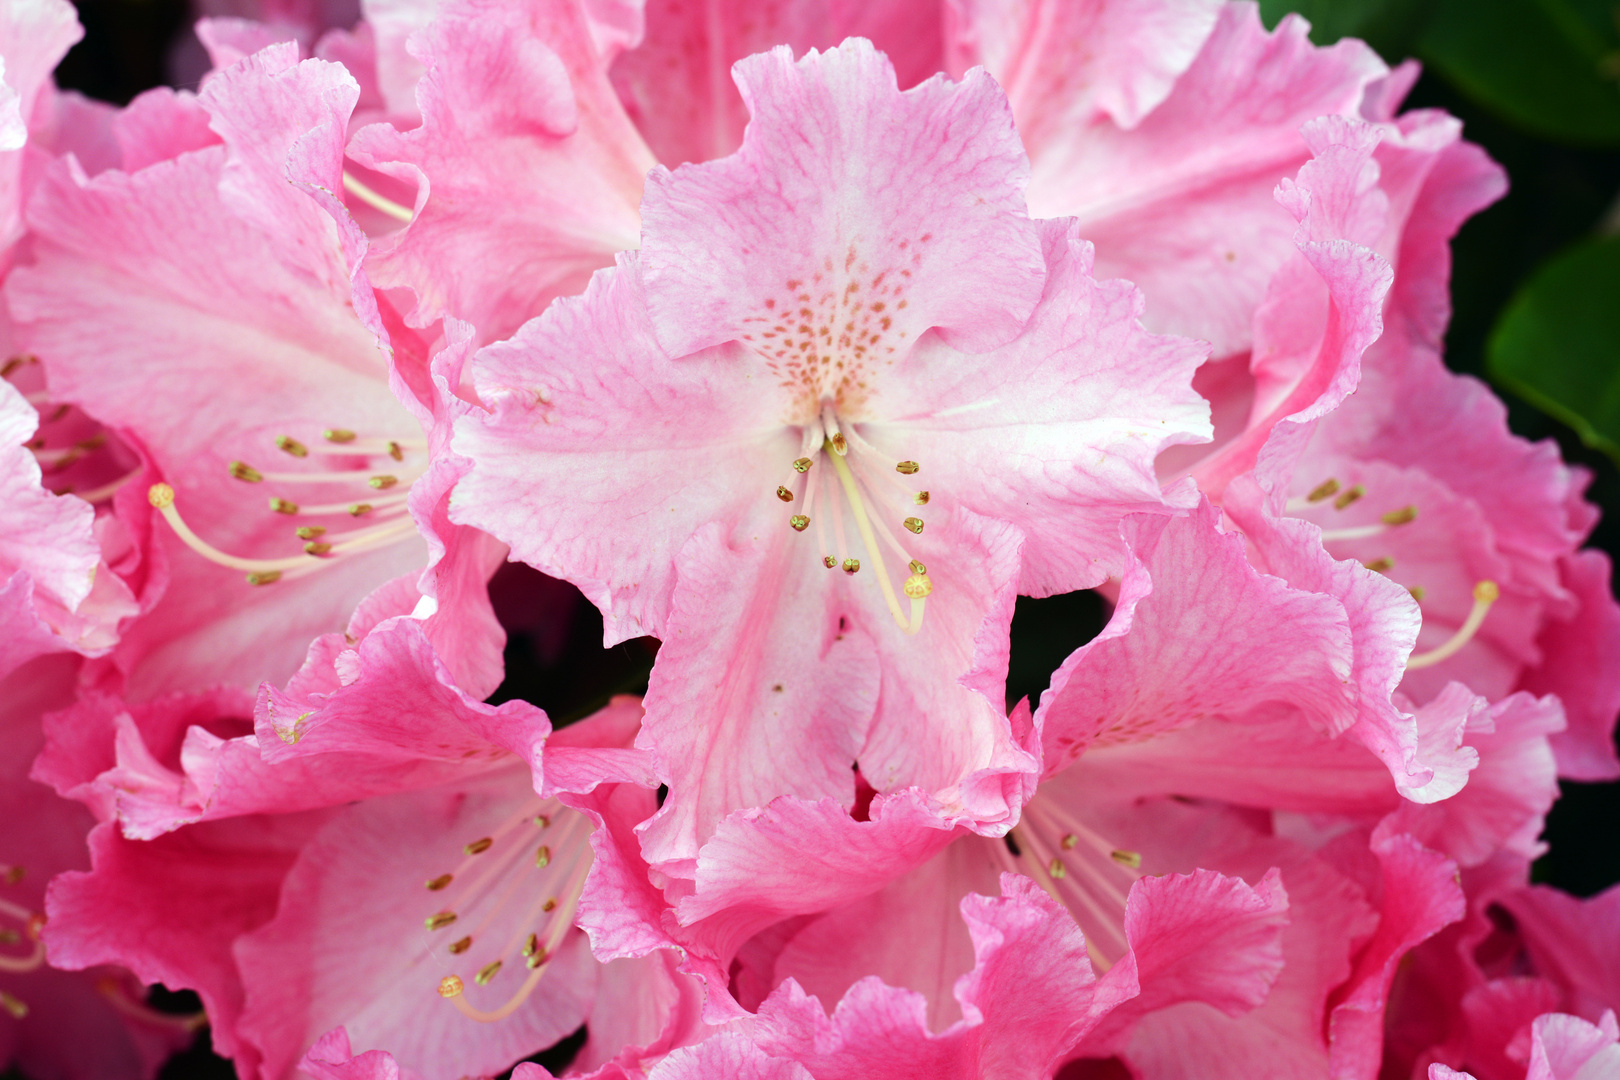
<box><xmin>1431</xmin><ymin>1011</ymin><xmax>1620</xmax><ymax>1080</ymax></box>
<box><xmin>1</xmin><ymin>656</ymin><xmax>195</xmax><ymax>1080</ymax></box>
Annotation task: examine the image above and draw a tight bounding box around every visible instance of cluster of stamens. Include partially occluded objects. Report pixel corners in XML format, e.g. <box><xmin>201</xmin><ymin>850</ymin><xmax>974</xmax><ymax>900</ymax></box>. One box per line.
<box><xmin>989</xmin><ymin>801</ymin><xmax>1142</xmax><ymax>972</ymax></box>
<box><xmin>1287</xmin><ymin>476</ymin><xmax>1499</xmax><ymax>670</ymax></box>
<box><xmin>5</xmin><ymin>354</ymin><xmax>140</xmax><ymax>504</ymax></box>
<box><xmin>147</xmin><ymin>426</ymin><xmax>427</xmax><ymax>587</ymax></box>
<box><xmin>777</xmin><ymin>404</ymin><xmax>934</xmax><ymax>634</ymax></box>
<box><xmin>421</xmin><ymin>799</ymin><xmax>591</xmax><ymax>1023</ymax></box>
<box><xmin>0</xmin><ymin>864</ymin><xmax>45</xmax><ymax>1019</ymax></box>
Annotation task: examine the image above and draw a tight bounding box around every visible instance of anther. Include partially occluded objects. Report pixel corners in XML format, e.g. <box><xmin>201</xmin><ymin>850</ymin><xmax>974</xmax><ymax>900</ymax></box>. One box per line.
<box><xmin>348</xmin><ymin>503</ymin><xmax>372</xmax><ymax>516</ymax></box>
<box><xmin>830</xmin><ymin>432</ymin><xmax>848</xmax><ymax>455</ymax></box>
<box><xmin>1061</xmin><ymin>834</ymin><xmax>1078</xmax><ymax>850</ymax></box>
<box><xmin>843</xmin><ymin>558</ymin><xmax>860</xmax><ymax>574</ymax></box>
<box><xmin>534</xmin><ymin>845</ymin><xmax>551</xmax><ymax>868</ymax></box>
<box><xmin>1363</xmin><ymin>556</ymin><xmax>1394</xmax><ymax>573</ymax></box>
<box><xmin>896</xmin><ymin>461</ymin><xmax>920</xmax><ymax>475</ymax></box>
<box><xmin>903</xmin><ymin>517</ymin><xmax>924</xmax><ymax>534</ymax></box>
<box><xmin>1048</xmin><ymin>858</ymin><xmax>1067</xmax><ymax>880</ymax></box>
<box><xmin>776</xmin><ymin>486</ymin><xmax>794</xmax><ymax>502</ymax></box>
<box><xmin>793</xmin><ymin>458</ymin><xmax>813</xmax><ymax>473</ymax></box>
<box><xmin>475</xmin><ymin>961</ymin><xmax>502</xmax><ymax>985</ymax></box>
<box><xmin>1406</xmin><ymin>581</ymin><xmax>1500</xmax><ymax>670</ymax></box>
<box><xmin>324</xmin><ymin>429</ymin><xmax>356</xmax><ymax>443</ymax></box>
<box><xmin>369</xmin><ymin>475</ymin><xmax>398</xmax><ymax>490</ymax></box>
<box><xmin>0</xmin><ymin>930</ymin><xmax>16</xmax><ymax>944</ymax></box>
<box><xmin>1381</xmin><ymin>505</ymin><xmax>1418</xmax><ymax>526</ymax></box>
<box><xmin>1307</xmin><ymin>479</ymin><xmax>1340</xmax><ymax>502</ymax></box>
<box><xmin>1333</xmin><ymin>484</ymin><xmax>1365</xmax><ymax>510</ymax></box>
<box><xmin>522</xmin><ymin>933</ymin><xmax>540</xmax><ymax>958</ymax></box>
<box><xmin>425</xmin><ymin>874</ymin><xmax>452</xmax><ymax>891</ymax></box>
<box><xmin>437</xmin><ymin>976</ymin><xmax>463</xmax><ymax>998</ymax></box>
<box><xmin>388</xmin><ymin>441</ymin><xmax>403</xmax><ymax>462</ymax></box>
<box><xmin>1110</xmin><ymin>849</ymin><xmax>1142</xmax><ymax>869</ymax></box>
<box><xmin>246</xmin><ymin>571</ymin><xmax>282</xmax><ymax>586</ymax></box>
<box><xmin>228</xmin><ymin>461</ymin><xmax>263</xmax><ymax>483</ymax></box>
<box><xmin>448</xmin><ymin>936</ymin><xmax>472</xmax><ymax>954</ymax></box>
<box><xmin>526</xmin><ymin>949</ymin><xmax>549</xmax><ymax>969</ymax></box>
<box><xmin>903</xmin><ymin>574</ymin><xmax>932</xmax><ymax>599</ymax></box>
<box><xmin>269</xmin><ymin>497</ymin><xmax>299</xmax><ymax>515</ymax></box>
<box><xmin>464</xmin><ymin>838</ymin><xmax>493</xmax><ymax>855</ymax></box>
<box><xmin>909</xmin><ymin>560</ymin><xmax>926</xmax><ymax>575</ymax></box>
<box><xmin>4</xmin><ymin>865</ymin><xmax>25</xmax><ymax>885</ymax></box>
<box><xmin>913</xmin><ymin>491</ymin><xmax>930</xmax><ymax>505</ymax></box>
<box><xmin>303</xmin><ymin>541</ymin><xmax>333</xmax><ymax>555</ymax></box>
<box><xmin>534</xmin><ymin>814</ymin><xmax>550</xmax><ymax>828</ymax></box>
<box><xmin>275</xmin><ymin>436</ymin><xmax>308</xmax><ymax>458</ymax></box>
<box><xmin>296</xmin><ymin>526</ymin><xmax>326</xmax><ymax>539</ymax></box>
<box><xmin>823</xmin><ymin>556</ymin><xmax>836</xmax><ymax>568</ymax></box>
<box><xmin>425</xmin><ymin>911</ymin><xmax>458</xmax><ymax>930</ymax></box>
<box><xmin>1409</xmin><ymin>586</ymin><xmax>1426</xmax><ymax>602</ymax></box>
<box><xmin>0</xmin><ymin>991</ymin><xmax>25</xmax><ymax>1019</ymax></box>
<box><xmin>542</xmin><ymin>899</ymin><xmax>557</xmax><ymax>912</ymax></box>
<box><xmin>790</xmin><ymin>515</ymin><xmax>810</xmax><ymax>532</ymax></box>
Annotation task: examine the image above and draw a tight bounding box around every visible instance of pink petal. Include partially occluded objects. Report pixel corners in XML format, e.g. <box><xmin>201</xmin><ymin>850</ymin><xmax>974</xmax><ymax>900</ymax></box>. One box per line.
<box><xmin>298</xmin><ymin>1028</ymin><xmax>405</xmax><ymax>1080</ymax></box>
<box><xmin>351</xmin><ymin>0</ymin><xmax>653</xmax><ymax>344</ymax></box>
<box><xmin>1498</xmin><ymin>884</ymin><xmax>1620</xmax><ymax>1026</ymax></box>
<box><xmin>1518</xmin><ymin>551</ymin><xmax>1620</xmax><ymax>780</ymax></box>
<box><xmin>1525</xmin><ymin>1012</ymin><xmax>1620</xmax><ymax>1080</ymax></box>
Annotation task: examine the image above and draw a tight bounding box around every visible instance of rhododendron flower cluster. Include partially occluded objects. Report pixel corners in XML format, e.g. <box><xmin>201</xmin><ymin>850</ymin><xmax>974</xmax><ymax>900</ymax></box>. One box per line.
<box><xmin>1</xmin><ymin>1</ymin><xmax>1617</xmax><ymax>1079</ymax></box>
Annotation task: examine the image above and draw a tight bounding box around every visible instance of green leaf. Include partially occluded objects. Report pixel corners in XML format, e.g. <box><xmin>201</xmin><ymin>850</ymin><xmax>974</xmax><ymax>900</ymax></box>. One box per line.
<box><xmin>1418</xmin><ymin>0</ymin><xmax>1620</xmax><ymax>146</ymax></box>
<box><xmin>1257</xmin><ymin>0</ymin><xmax>1435</xmax><ymax>58</ymax></box>
<box><xmin>1487</xmin><ymin>233</ymin><xmax>1620</xmax><ymax>463</ymax></box>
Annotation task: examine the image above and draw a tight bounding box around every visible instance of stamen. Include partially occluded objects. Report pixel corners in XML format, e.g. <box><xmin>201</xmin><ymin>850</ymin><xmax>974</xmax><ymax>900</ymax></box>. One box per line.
<box><xmin>0</xmin><ymin>991</ymin><xmax>26</xmax><ymax>1019</ymax></box>
<box><xmin>297</xmin><ymin>526</ymin><xmax>327</xmax><ymax>539</ymax></box>
<box><xmin>72</xmin><ymin>468</ymin><xmax>141</xmax><ymax>504</ymax></box>
<box><xmin>896</xmin><ymin>461</ymin><xmax>920</xmax><ymax>475</ymax></box>
<box><xmin>793</xmin><ymin>458</ymin><xmax>813</xmax><ymax>473</ymax></box>
<box><xmin>903</xmin><ymin>517</ymin><xmax>924</xmax><ymax>535</ymax></box>
<box><xmin>438</xmin><ymin>976</ymin><xmax>464</xmax><ymax>997</ymax></box>
<box><xmin>341</xmin><ymin>172</ymin><xmax>414</xmax><ymax>223</ymax></box>
<box><xmin>1381</xmin><ymin>506</ymin><xmax>1418</xmax><ymax>526</ymax></box>
<box><xmin>276</xmin><ymin>436</ymin><xmax>309</xmax><ymax>458</ymax></box>
<box><xmin>913</xmin><ymin>491</ymin><xmax>929</xmax><ymax>505</ymax></box>
<box><xmin>475</xmin><ymin>961</ymin><xmax>503</xmax><ymax>985</ymax></box>
<box><xmin>3</xmin><ymin>865</ymin><xmax>23</xmax><ymax>885</ymax></box>
<box><xmin>228</xmin><ymin>461</ymin><xmax>263</xmax><ymax>482</ymax></box>
<box><xmin>149</xmin><ymin>484</ymin><xmax>315</xmax><ymax>574</ymax></box>
<box><xmin>1318</xmin><ymin>505</ymin><xmax>1418</xmax><ymax>543</ymax></box>
<box><xmin>789</xmin><ymin>515</ymin><xmax>810</xmax><ymax>532</ymax></box>
<box><xmin>94</xmin><ymin>978</ymin><xmax>207</xmax><ymax>1032</ymax></box>
<box><xmin>247</xmin><ymin>571</ymin><xmax>282</xmax><ymax>586</ymax></box>
<box><xmin>269</xmin><ymin>497</ymin><xmax>299</xmax><ymax>515</ymax></box>
<box><xmin>842</xmin><ymin>558</ymin><xmax>860</xmax><ymax>575</ymax></box>
<box><xmin>1333</xmin><ymin>484</ymin><xmax>1366</xmax><ymax>510</ymax></box>
<box><xmin>425</xmin><ymin>911</ymin><xmax>458</xmax><ymax>930</ymax></box>
<box><xmin>369</xmin><ymin>475</ymin><xmax>398</xmax><ymax>490</ymax></box>
<box><xmin>324</xmin><ymin>429</ymin><xmax>356</xmax><ymax>443</ymax></box>
<box><xmin>0</xmin><ymin>902</ymin><xmax>45</xmax><ymax>973</ymax></box>
<box><xmin>823</xmin><ymin>556</ymin><xmax>837</xmax><ymax>569</ymax></box>
<box><xmin>464</xmin><ymin>837</ymin><xmax>493</xmax><ymax>855</ymax></box>
<box><xmin>776</xmin><ymin>486</ymin><xmax>794</xmax><ymax>502</ymax></box>
<box><xmin>449</xmin><ymin>936</ymin><xmax>472</xmax><ymax>954</ymax></box>
<box><xmin>826</xmin><ymin>441</ymin><xmax>923</xmax><ymax>635</ymax></box>
<box><xmin>534</xmin><ymin>846</ymin><xmax>551</xmax><ymax>868</ymax></box>
<box><xmin>1363</xmin><ymin>556</ymin><xmax>1395</xmax><ymax>574</ymax></box>
<box><xmin>535</xmin><ymin>815</ymin><xmax>551</xmax><ymax>828</ymax></box>
<box><xmin>1110</xmin><ymin>850</ymin><xmax>1142</xmax><ymax>869</ymax></box>
<box><xmin>1308</xmin><ymin>478</ymin><xmax>1340</xmax><ymax>502</ymax></box>
<box><xmin>426</xmin><ymin>874</ymin><xmax>453</xmax><ymax>891</ymax></box>
<box><xmin>820</xmin><ymin>403</ymin><xmax>847</xmax><ymax>456</ymax></box>
<box><xmin>1409</xmin><ymin>586</ymin><xmax>1426</xmax><ymax>602</ymax></box>
<box><xmin>1406</xmin><ymin>581</ymin><xmax>1499</xmax><ymax>670</ymax></box>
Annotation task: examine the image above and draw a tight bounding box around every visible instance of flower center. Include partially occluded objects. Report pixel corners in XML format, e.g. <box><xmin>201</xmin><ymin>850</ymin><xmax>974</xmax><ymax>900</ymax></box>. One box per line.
<box><xmin>145</xmin><ymin>426</ymin><xmax>428</xmax><ymax>587</ymax></box>
<box><xmin>421</xmin><ymin>797</ymin><xmax>593</xmax><ymax>1024</ymax></box>
<box><xmin>1286</xmin><ymin>475</ymin><xmax>1499</xmax><ymax>670</ymax></box>
<box><xmin>987</xmin><ymin>798</ymin><xmax>1142</xmax><ymax>972</ymax></box>
<box><xmin>775</xmin><ymin>401</ymin><xmax>933</xmax><ymax>634</ymax></box>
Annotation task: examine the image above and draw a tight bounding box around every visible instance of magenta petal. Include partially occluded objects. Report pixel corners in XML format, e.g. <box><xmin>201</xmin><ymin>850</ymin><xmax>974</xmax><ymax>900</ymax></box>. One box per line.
<box><xmin>1519</xmin><ymin>550</ymin><xmax>1620</xmax><ymax>781</ymax></box>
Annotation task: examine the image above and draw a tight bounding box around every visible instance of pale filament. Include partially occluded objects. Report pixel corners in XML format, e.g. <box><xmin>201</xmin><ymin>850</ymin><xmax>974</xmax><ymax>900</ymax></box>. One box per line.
<box><xmin>296</xmin><ymin>491</ymin><xmax>414</xmax><ymax>515</ymax></box>
<box><xmin>0</xmin><ymin>897</ymin><xmax>45</xmax><ymax>974</ymax></box>
<box><xmin>445</xmin><ymin>858</ymin><xmax>590</xmax><ymax>1024</ymax></box>
<box><xmin>1406</xmin><ymin>581</ymin><xmax>1500</xmax><ymax>670</ymax></box>
<box><xmin>95</xmin><ymin>978</ymin><xmax>208</xmax><ymax>1032</ymax></box>
<box><xmin>826</xmin><ymin>443</ymin><xmax>922</xmax><ymax>634</ymax></box>
<box><xmin>72</xmin><ymin>467</ymin><xmax>141</xmax><ymax>505</ymax></box>
<box><xmin>342</xmin><ymin>171</ymin><xmax>414</xmax><ymax>223</ymax></box>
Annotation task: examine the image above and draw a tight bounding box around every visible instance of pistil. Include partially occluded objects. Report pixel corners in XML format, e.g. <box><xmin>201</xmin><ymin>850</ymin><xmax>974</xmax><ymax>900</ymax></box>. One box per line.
<box><xmin>1406</xmin><ymin>580</ymin><xmax>1500</xmax><ymax>670</ymax></box>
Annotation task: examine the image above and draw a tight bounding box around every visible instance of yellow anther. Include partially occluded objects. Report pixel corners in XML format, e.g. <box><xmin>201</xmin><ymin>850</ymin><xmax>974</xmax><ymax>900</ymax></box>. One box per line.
<box><xmin>269</xmin><ymin>496</ymin><xmax>299</xmax><ymax>515</ymax></box>
<box><xmin>0</xmin><ymin>991</ymin><xmax>26</xmax><ymax>1019</ymax></box>
<box><xmin>475</xmin><ymin>961</ymin><xmax>503</xmax><ymax>985</ymax></box>
<box><xmin>303</xmin><ymin>541</ymin><xmax>332</xmax><ymax>555</ymax></box>
<box><xmin>1111</xmin><ymin>849</ymin><xmax>1143</xmax><ymax>869</ymax></box>
<box><xmin>830</xmin><ymin>432</ymin><xmax>848</xmax><ymax>455</ymax></box>
<box><xmin>464</xmin><ymin>837</ymin><xmax>493</xmax><ymax>855</ymax></box>
<box><xmin>0</xmin><ymin>930</ymin><xmax>15</xmax><ymax>945</ymax></box>
<box><xmin>903</xmin><ymin>574</ymin><xmax>932</xmax><ymax>599</ymax></box>
<box><xmin>324</xmin><ymin>429</ymin><xmax>356</xmax><ymax>443</ymax></box>
<box><xmin>275</xmin><ymin>436</ymin><xmax>308</xmax><ymax>458</ymax></box>
<box><xmin>776</xmin><ymin>486</ymin><xmax>794</xmax><ymax>502</ymax></box>
<box><xmin>1061</xmin><ymin>834</ymin><xmax>1078</xmax><ymax>850</ymax></box>
<box><xmin>1364</xmin><ymin>557</ymin><xmax>1395</xmax><ymax>574</ymax></box>
<box><xmin>348</xmin><ymin>503</ymin><xmax>372</xmax><ymax>516</ymax></box>
<box><xmin>534</xmin><ymin>845</ymin><xmax>551</xmax><ymax>868</ymax></box>
<box><xmin>896</xmin><ymin>461</ymin><xmax>920</xmax><ymax>475</ymax></box>
<box><xmin>425</xmin><ymin>911</ymin><xmax>458</xmax><ymax>931</ymax></box>
<box><xmin>448</xmin><ymin>936</ymin><xmax>472</xmax><ymax>954</ymax></box>
<box><xmin>790</xmin><ymin>515</ymin><xmax>810</xmax><ymax>532</ymax></box>
<box><xmin>534</xmin><ymin>814</ymin><xmax>550</xmax><ymax>828</ymax></box>
<box><xmin>526</xmin><ymin>949</ymin><xmax>548</xmax><ymax>970</ymax></box>
<box><xmin>1307</xmin><ymin>478</ymin><xmax>1340</xmax><ymax>502</ymax></box>
<box><xmin>1333</xmin><ymin>484</ymin><xmax>1366</xmax><ymax>510</ymax></box>
<box><xmin>425</xmin><ymin>874</ymin><xmax>452</xmax><ymax>891</ymax></box>
<box><xmin>903</xmin><ymin>517</ymin><xmax>924</xmax><ymax>534</ymax></box>
<box><xmin>1048</xmin><ymin>858</ymin><xmax>1067</xmax><ymax>880</ymax></box>
<box><xmin>296</xmin><ymin>525</ymin><xmax>326</xmax><ymax>539</ymax></box>
<box><xmin>369</xmin><ymin>475</ymin><xmax>398</xmax><ymax>490</ymax></box>
<box><xmin>1381</xmin><ymin>505</ymin><xmax>1418</xmax><ymax>526</ymax></box>
<box><xmin>842</xmin><ymin>558</ymin><xmax>860</xmax><ymax>574</ymax></box>
<box><xmin>792</xmin><ymin>458</ymin><xmax>813</xmax><ymax>473</ymax></box>
<box><xmin>909</xmin><ymin>560</ymin><xmax>926</xmax><ymax>575</ymax></box>
<box><xmin>522</xmin><ymin>933</ymin><xmax>540</xmax><ymax>958</ymax></box>
<box><xmin>913</xmin><ymin>491</ymin><xmax>930</xmax><ymax>505</ymax></box>
<box><xmin>388</xmin><ymin>441</ymin><xmax>404</xmax><ymax>462</ymax></box>
<box><xmin>823</xmin><ymin>555</ymin><xmax>837</xmax><ymax>568</ymax></box>
<box><xmin>437</xmin><ymin>975</ymin><xmax>463</xmax><ymax>998</ymax></box>
<box><xmin>542</xmin><ymin>898</ymin><xmax>557</xmax><ymax>912</ymax></box>
<box><xmin>246</xmin><ymin>571</ymin><xmax>282</xmax><ymax>586</ymax></box>
<box><xmin>228</xmin><ymin>461</ymin><xmax>263</xmax><ymax>483</ymax></box>
<box><xmin>147</xmin><ymin>483</ymin><xmax>175</xmax><ymax>509</ymax></box>
<box><xmin>1409</xmin><ymin>586</ymin><xmax>1427</xmax><ymax>602</ymax></box>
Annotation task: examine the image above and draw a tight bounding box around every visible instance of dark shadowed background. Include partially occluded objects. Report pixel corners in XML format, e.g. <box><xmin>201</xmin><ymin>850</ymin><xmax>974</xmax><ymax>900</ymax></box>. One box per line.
<box><xmin>28</xmin><ymin>0</ymin><xmax>1620</xmax><ymax>1075</ymax></box>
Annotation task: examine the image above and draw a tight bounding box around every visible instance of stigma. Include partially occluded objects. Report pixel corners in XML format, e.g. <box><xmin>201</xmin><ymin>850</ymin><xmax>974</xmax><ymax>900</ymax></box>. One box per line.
<box><xmin>773</xmin><ymin>402</ymin><xmax>933</xmax><ymax>635</ymax></box>
<box><xmin>146</xmin><ymin>425</ymin><xmax>427</xmax><ymax>587</ymax></box>
<box><xmin>421</xmin><ymin>797</ymin><xmax>592</xmax><ymax>1024</ymax></box>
